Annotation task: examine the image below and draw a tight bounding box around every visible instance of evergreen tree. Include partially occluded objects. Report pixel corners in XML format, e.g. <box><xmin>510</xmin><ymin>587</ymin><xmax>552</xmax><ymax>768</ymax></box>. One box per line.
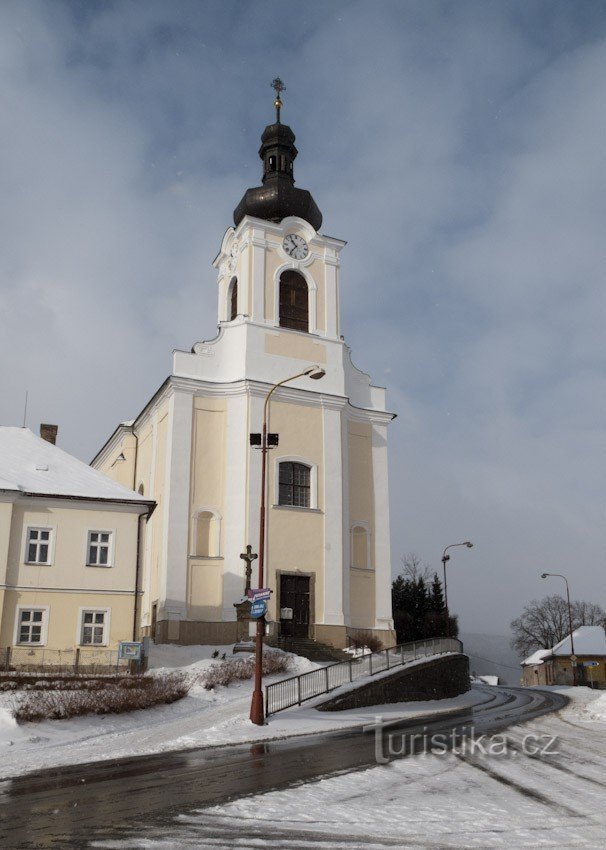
<box><xmin>391</xmin><ymin>561</ymin><xmax>458</xmax><ymax>642</ymax></box>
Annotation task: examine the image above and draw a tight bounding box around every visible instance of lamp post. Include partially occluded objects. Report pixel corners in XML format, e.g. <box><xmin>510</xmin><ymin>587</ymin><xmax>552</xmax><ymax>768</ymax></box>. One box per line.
<box><xmin>441</xmin><ymin>541</ymin><xmax>473</xmax><ymax>638</ymax></box>
<box><xmin>249</xmin><ymin>365</ymin><xmax>325</xmax><ymax>725</ymax></box>
<box><xmin>541</xmin><ymin>572</ymin><xmax>577</xmax><ymax>686</ymax></box>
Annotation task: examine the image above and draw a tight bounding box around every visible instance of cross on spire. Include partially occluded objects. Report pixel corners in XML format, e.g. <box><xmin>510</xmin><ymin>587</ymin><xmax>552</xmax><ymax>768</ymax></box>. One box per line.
<box><xmin>271</xmin><ymin>77</ymin><xmax>285</xmax><ymax>122</ymax></box>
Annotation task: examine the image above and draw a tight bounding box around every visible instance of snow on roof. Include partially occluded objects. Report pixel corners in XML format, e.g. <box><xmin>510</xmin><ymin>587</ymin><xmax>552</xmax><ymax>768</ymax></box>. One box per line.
<box><xmin>551</xmin><ymin>626</ymin><xmax>606</xmax><ymax>657</ymax></box>
<box><xmin>0</xmin><ymin>427</ymin><xmax>148</xmax><ymax>503</ymax></box>
<box><xmin>521</xmin><ymin>648</ymin><xmax>552</xmax><ymax>666</ymax></box>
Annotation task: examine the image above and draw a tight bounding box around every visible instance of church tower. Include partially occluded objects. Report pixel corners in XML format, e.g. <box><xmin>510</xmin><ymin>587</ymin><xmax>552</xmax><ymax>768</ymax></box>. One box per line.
<box><xmin>93</xmin><ymin>82</ymin><xmax>396</xmax><ymax>648</ymax></box>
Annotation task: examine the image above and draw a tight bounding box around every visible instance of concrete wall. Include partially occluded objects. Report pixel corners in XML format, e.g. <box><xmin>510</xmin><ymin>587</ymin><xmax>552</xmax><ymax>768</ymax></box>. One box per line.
<box><xmin>318</xmin><ymin>654</ymin><xmax>470</xmax><ymax>711</ymax></box>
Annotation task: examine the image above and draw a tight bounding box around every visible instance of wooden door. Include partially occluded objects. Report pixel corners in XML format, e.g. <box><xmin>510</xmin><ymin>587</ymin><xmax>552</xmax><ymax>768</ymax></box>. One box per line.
<box><xmin>280</xmin><ymin>575</ymin><xmax>310</xmax><ymax>638</ymax></box>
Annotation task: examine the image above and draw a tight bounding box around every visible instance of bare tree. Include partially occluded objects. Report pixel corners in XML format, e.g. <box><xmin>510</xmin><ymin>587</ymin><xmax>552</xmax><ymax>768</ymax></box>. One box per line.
<box><xmin>400</xmin><ymin>552</ymin><xmax>432</xmax><ymax>582</ymax></box>
<box><xmin>511</xmin><ymin>595</ymin><xmax>606</xmax><ymax>657</ymax></box>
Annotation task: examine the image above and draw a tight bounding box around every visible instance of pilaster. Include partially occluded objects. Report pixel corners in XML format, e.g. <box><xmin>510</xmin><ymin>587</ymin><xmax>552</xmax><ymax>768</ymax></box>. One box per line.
<box><xmin>371</xmin><ymin>421</ymin><xmax>394</xmax><ymax>630</ymax></box>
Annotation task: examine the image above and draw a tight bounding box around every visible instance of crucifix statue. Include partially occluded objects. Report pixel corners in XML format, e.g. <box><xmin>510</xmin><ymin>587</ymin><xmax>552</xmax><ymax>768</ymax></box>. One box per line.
<box><xmin>271</xmin><ymin>77</ymin><xmax>285</xmax><ymax>122</ymax></box>
<box><xmin>240</xmin><ymin>545</ymin><xmax>258</xmax><ymax>594</ymax></box>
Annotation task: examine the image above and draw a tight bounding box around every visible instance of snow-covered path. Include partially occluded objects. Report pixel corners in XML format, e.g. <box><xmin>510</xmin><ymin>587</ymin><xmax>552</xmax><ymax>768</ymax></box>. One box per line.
<box><xmin>93</xmin><ymin>687</ymin><xmax>606</xmax><ymax>849</ymax></box>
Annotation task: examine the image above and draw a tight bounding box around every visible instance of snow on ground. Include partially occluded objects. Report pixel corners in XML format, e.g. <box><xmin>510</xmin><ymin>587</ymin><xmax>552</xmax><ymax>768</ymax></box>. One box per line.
<box><xmin>0</xmin><ymin>645</ymin><xmax>485</xmax><ymax>779</ymax></box>
<box><xmin>94</xmin><ymin>686</ymin><xmax>606</xmax><ymax>850</ymax></box>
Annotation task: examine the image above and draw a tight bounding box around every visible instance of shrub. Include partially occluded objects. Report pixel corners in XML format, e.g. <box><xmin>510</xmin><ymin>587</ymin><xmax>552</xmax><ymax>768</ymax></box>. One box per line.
<box><xmin>353</xmin><ymin>632</ymin><xmax>384</xmax><ymax>653</ymax></box>
<box><xmin>14</xmin><ymin>673</ymin><xmax>189</xmax><ymax>722</ymax></box>
<box><xmin>201</xmin><ymin>650</ymin><xmax>291</xmax><ymax>690</ymax></box>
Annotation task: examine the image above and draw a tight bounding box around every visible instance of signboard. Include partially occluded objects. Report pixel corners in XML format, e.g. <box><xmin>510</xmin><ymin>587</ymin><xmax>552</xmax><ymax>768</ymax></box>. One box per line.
<box><xmin>280</xmin><ymin>607</ymin><xmax>293</xmax><ymax>620</ymax></box>
<box><xmin>250</xmin><ymin>600</ymin><xmax>267</xmax><ymax>619</ymax></box>
<box><xmin>118</xmin><ymin>641</ymin><xmax>142</xmax><ymax>660</ymax></box>
<box><xmin>247</xmin><ymin>588</ymin><xmax>271</xmax><ymax>603</ymax></box>
<box><xmin>584</xmin><ymin>661</ymin><xmax>599</xmax><ymax>668</ymax></box>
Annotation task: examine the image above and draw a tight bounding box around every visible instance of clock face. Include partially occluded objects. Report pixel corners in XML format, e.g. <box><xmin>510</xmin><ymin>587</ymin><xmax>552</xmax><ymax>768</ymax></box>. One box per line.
<box><xmin>283</xmin><ymin>234</ymin><xmax>309</xmax><ymax>260</ymax></box>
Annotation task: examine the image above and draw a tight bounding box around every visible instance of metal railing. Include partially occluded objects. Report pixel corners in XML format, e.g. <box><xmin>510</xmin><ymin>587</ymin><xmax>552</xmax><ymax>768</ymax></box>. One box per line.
<box><xmin>265</xmin><ymin>636</ymin><xmax>463</xmax><ymax>716</ymax></box>
<box><xmin>0</xmin><ymin>647</ymin><xmax>132</xmax><ymax>673</ymax></box>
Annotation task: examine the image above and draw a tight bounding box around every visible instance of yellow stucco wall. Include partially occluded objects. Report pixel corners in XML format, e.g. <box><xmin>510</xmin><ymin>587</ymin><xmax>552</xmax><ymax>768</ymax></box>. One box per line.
<box><xmin>266</xmin><ymin>399</ymin><xmax>324</xmax><ymax>622</ymax></box>
<box><xmin>264</xmin><ymin>333</ymin><xmax>327</xmax><ymax>364</ymax></box>
<box><xmin>0</xmin><ymin>500</ymin><xmax>141</xmax><ymax>651</ymax></box>
<box><xmin>347</xmin><ymin>421</ymin><xmax>376</xmax><ymax>627</ymax></box>
<box><xmin>187</xmin><ymin>397</ymin><xmax>227</xmax><ymax>618</ymax></box>
<box><xmin>1</xmin><ymin>589</ymin><xmax>134</xmax><ymax>652</ymax></box>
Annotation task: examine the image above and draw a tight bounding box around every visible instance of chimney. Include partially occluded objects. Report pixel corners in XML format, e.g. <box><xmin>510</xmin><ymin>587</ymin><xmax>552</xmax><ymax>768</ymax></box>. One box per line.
<box><xmin>40</xmin><ymin>424</ymin><xmax>58</xmax><ymax>445</ymax></box>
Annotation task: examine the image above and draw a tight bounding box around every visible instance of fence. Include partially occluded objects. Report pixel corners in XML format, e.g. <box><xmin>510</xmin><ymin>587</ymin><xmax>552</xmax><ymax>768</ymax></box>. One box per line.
<box><xmin>265</xmin><ymin>636</ymin><xmax>463</xmax><ymax>716</ymax></box>
<box><xmin>0</xmin><ymin>646</ymin><xmax>133</xmax><ymax>674</ymax></box>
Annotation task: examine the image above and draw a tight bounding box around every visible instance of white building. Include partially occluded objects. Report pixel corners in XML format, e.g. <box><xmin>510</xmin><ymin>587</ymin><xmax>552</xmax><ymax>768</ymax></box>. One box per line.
<box><xmin>93</xmin><ymin>94</ymin><xmax>396</xmax><ymax>649</ymax></box>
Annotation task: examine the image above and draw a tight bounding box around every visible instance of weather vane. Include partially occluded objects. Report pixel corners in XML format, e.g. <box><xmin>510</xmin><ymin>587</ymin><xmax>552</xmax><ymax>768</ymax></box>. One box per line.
<box><xmin>271</xmin><ymin>77</ymin><xmax>285</xmax><ymax>122</ymax></box>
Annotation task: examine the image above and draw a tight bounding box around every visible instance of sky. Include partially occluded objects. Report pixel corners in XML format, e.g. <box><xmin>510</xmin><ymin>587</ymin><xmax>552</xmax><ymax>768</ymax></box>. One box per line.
<box><xmin>1</xmin><ymin>0</ymin><xmax>605</xmax><ymax>638</ymax></box>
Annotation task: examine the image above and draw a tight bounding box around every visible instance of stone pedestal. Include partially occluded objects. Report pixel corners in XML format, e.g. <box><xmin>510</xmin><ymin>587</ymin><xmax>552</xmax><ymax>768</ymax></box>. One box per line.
<box><xmin>234</xmin><ymin>598</ymin><xmax>253</xmax><ymax>643</ymax></box>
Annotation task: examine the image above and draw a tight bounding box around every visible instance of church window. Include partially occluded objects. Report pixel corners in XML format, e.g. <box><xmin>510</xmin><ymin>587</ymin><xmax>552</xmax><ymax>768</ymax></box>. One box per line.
<box><xmin>279</xmin><ymin>271</ymin><xmax>308</xmax><ymax>332</ymax></box>
<box><xmin>229</xmin><ymin>277</ymin><xmax>238</xmax><ymax>321</ymax></box>
<box><xmin>351</xmin><ymin>525</ymin><xmax>370</xmax><ymax>569</ymax></box>
<box><xmin>278</xmin><ymin>462</ymin><xmax>311</xmax><ymax>508</ymax></box>
<box><xmin>194</xmin><ymin>510</ymin><xmax>220</xmax><ymax>557</ymax></box>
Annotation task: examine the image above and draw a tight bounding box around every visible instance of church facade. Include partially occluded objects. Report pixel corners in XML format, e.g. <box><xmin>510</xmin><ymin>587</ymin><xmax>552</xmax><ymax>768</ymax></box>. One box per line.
<box><xmin>93</xmin><ymin>93</ymin><xmax>396</xmax><ymax>649</ymax></box>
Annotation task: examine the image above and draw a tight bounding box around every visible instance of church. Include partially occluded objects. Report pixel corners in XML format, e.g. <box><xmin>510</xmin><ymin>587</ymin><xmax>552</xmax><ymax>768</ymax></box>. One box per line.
<box><xmin>93</xmin><ymin>84</ymin><xmax>396</xmax><ymax>649</ymax></box>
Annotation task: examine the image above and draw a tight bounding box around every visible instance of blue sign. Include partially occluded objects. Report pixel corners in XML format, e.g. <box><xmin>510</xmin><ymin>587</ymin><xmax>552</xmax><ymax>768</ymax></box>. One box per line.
<box><xmin>247</xmin><ymin>588</ymin><xmax>272</xmax><ymax>602</ymax></box>
<box><xmin>250</xmin><ymin>600</ymin><xmax>267</xmax><ymax>619</ymax></box>
<box><xmin>118</xmin><ymin>641</ymin><xmax>142</xmax><ymax>660</ymax></box>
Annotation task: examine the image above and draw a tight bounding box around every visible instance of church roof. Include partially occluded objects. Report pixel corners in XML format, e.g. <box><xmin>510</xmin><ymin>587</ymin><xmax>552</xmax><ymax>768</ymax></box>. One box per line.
<box><xmin>0</xmin><ymin>427</ymin><xmax>150</xmax><ymax>504</ymax></box>
<box><xmin>233</xmin><ymin>83</ymin><xmax>323</xmax><ymax>231</ymax></box>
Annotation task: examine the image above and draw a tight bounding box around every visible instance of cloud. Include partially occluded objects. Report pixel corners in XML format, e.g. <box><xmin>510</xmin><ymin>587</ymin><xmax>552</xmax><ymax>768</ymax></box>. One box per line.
<box><xmin>1</xmin><ymin>0</ymin><xmax>605</xmax><ymax>636</ymax></box>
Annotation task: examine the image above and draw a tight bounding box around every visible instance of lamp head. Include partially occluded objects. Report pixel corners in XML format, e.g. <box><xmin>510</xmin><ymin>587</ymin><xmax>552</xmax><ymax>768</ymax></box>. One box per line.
<box><xmin>306</xmin><ymin>366</ymin><xmax>326</xmax><ymax>380</ymax></box>
<box><xmin>465</xmin><ymin>541</ymin><xmax>473</xmax><ymax>548</ymax></box>
<box><xmin>541</xmin><ymin>573</ymin><xmax>548</xmax><ymax>579</ymax></box>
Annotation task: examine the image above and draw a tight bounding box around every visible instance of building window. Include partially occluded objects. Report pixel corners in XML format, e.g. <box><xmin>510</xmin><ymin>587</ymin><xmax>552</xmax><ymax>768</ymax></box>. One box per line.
<box><xmin>17</xmin><ymin>609</ymin><xmax>46</xmax><ymax>645</ymax></box>
<box><xmin>278</xmin><ymin>462</ymin><xmax>311</xmax><ymax>508</ymax></box>
<box><xmin>279</xmin><ymin>271</ymin><xmax>308</xmax><ymax>332</ymax></box>
<box><xmin>80</xmin><ymin>610</ymin><xmax>108</xmax><ymax>646</ymax></box>
<box><xmin>229</xmin><ymin>277</ymin><xmax>238</xmax><ymax>321</ymax></box>
<box><xmin>351</xmin><ymin>525</ymin><xmax>370</xmax><ymax>569</ymax></box>
<box><xmin>87</xmin><ymin>531</ymin><xmax>112</xmax><ymax>567</ymax></box>
<box><xmin>25</xmin><ymin>528</ymin><xmax>52</xmax><ymax>565</ymax></box>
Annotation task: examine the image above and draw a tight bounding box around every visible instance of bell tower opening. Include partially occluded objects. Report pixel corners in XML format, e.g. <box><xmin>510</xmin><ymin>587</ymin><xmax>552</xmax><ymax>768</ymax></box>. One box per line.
<box><xmin>279</xmin><ymin>270</ymin><xmax>308</xmax><ymax>332</ymax></box>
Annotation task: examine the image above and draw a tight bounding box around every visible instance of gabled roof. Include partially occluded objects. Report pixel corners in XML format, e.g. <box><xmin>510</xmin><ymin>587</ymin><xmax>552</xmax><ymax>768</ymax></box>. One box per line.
<box><xmin>521</xmin><ymin>626</ymin><xmax>606</xmax><ymax>666</ymax></box>
<box><xmin>551</xmin><ymin>625</ymin><xmax>606</xmax><ymax>657</ymax></box>
<box><xmin>521</xmin><ymin>648</ymin><xmax>552</xmax><ymax>666</ymax></box>
<box><xmin>0</xmin><ymin>427</ymin><xmax>150</xmax><ymax>504</ymax></box>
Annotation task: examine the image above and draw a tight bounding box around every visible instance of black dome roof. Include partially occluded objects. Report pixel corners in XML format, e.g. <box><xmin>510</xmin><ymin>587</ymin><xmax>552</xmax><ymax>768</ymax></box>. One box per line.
<box><xmin>233</xmin><ymin>118</ymin><xmax>322</xmax><ymax>231</ymax></box>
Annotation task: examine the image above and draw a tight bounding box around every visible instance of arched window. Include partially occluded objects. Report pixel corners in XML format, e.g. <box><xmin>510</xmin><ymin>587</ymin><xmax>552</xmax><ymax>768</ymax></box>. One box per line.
<box><xmin>229</xmin><ymin>277</ymin><xmax>238</xmax><ymax>321</ymax></box>
<box><xmin>194</xmin><ymin>510</ymin><xmax>220</xmax><ymax>557</ymax></box>
<box><xmin>279</xmin><ymin>271</ymin><xmax>308</xmax><ymax>332</ymax></box>
<box><xmin>351</xmin><ymin>525</ymin><xmax>370</xmax><ymax>569</ymax></box>
<box><xmin>278</xmin><ymin>462</ymin><xmax>311</xmax><ymax>508</ymax></box>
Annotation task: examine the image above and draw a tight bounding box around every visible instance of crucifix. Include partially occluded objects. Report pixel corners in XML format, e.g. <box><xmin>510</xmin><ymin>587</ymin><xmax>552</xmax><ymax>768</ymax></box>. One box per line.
<box><xmin>271</xmin><ymin>77</ymin><xmax>285</xmax><ymax>122</ymax></box>
<box><xmin>240</xmin><ymin>544</ymin><xmax>258</xmax><ymax>594</ymax></box>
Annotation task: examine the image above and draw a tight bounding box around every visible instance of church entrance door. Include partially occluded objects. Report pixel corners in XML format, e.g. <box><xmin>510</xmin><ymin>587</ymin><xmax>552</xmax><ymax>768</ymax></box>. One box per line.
<box><xmin>279</xmin><ymin>574</ymin><xmax>310</xmax><ymax>639</ymax></box>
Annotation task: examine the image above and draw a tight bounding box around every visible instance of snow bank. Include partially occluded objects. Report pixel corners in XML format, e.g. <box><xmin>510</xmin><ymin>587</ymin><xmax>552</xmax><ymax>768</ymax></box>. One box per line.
<box><xmin>0</xmin><ymin>707</ymin><xmax>24</xmax><ymax>746</ymax></box>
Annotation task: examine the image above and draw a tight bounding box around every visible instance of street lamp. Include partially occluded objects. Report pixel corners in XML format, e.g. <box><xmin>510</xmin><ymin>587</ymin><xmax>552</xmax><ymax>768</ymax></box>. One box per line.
<box><xmin>250</xmin><ymin>365</ymin><xmax>325</xmax><ymax>725</ymax></box>
<box><xmin>441</xmin><ymin>541</ymin><xmax>473</xmax><ymax>638</ymax></box>
<box><xmin>541</xmin><ymin>572</ymin><xmax>577</xmax><ymax>686</ymax></box>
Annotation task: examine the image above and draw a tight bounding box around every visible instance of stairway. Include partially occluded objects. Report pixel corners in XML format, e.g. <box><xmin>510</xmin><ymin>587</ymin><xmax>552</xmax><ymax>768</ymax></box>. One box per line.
<box><xmin>268</xmin><ymin>636</ymin><xmax>352</xmax><ymax>663</ymax></box>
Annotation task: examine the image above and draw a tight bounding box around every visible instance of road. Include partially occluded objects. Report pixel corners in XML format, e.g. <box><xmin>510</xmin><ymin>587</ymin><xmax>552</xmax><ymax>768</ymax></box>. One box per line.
<box><xmin>0</xmin><ymin>686</ymin><xmax>566</xmax><ymax>849</ymax></box>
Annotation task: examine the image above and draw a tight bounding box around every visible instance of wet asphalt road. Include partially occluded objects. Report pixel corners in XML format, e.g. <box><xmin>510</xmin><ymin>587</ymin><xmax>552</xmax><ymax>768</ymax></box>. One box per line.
<box><xmin>0</xmin><ymin>686</ymin><xmax>567</xmax><ymax>849</ymax></box>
